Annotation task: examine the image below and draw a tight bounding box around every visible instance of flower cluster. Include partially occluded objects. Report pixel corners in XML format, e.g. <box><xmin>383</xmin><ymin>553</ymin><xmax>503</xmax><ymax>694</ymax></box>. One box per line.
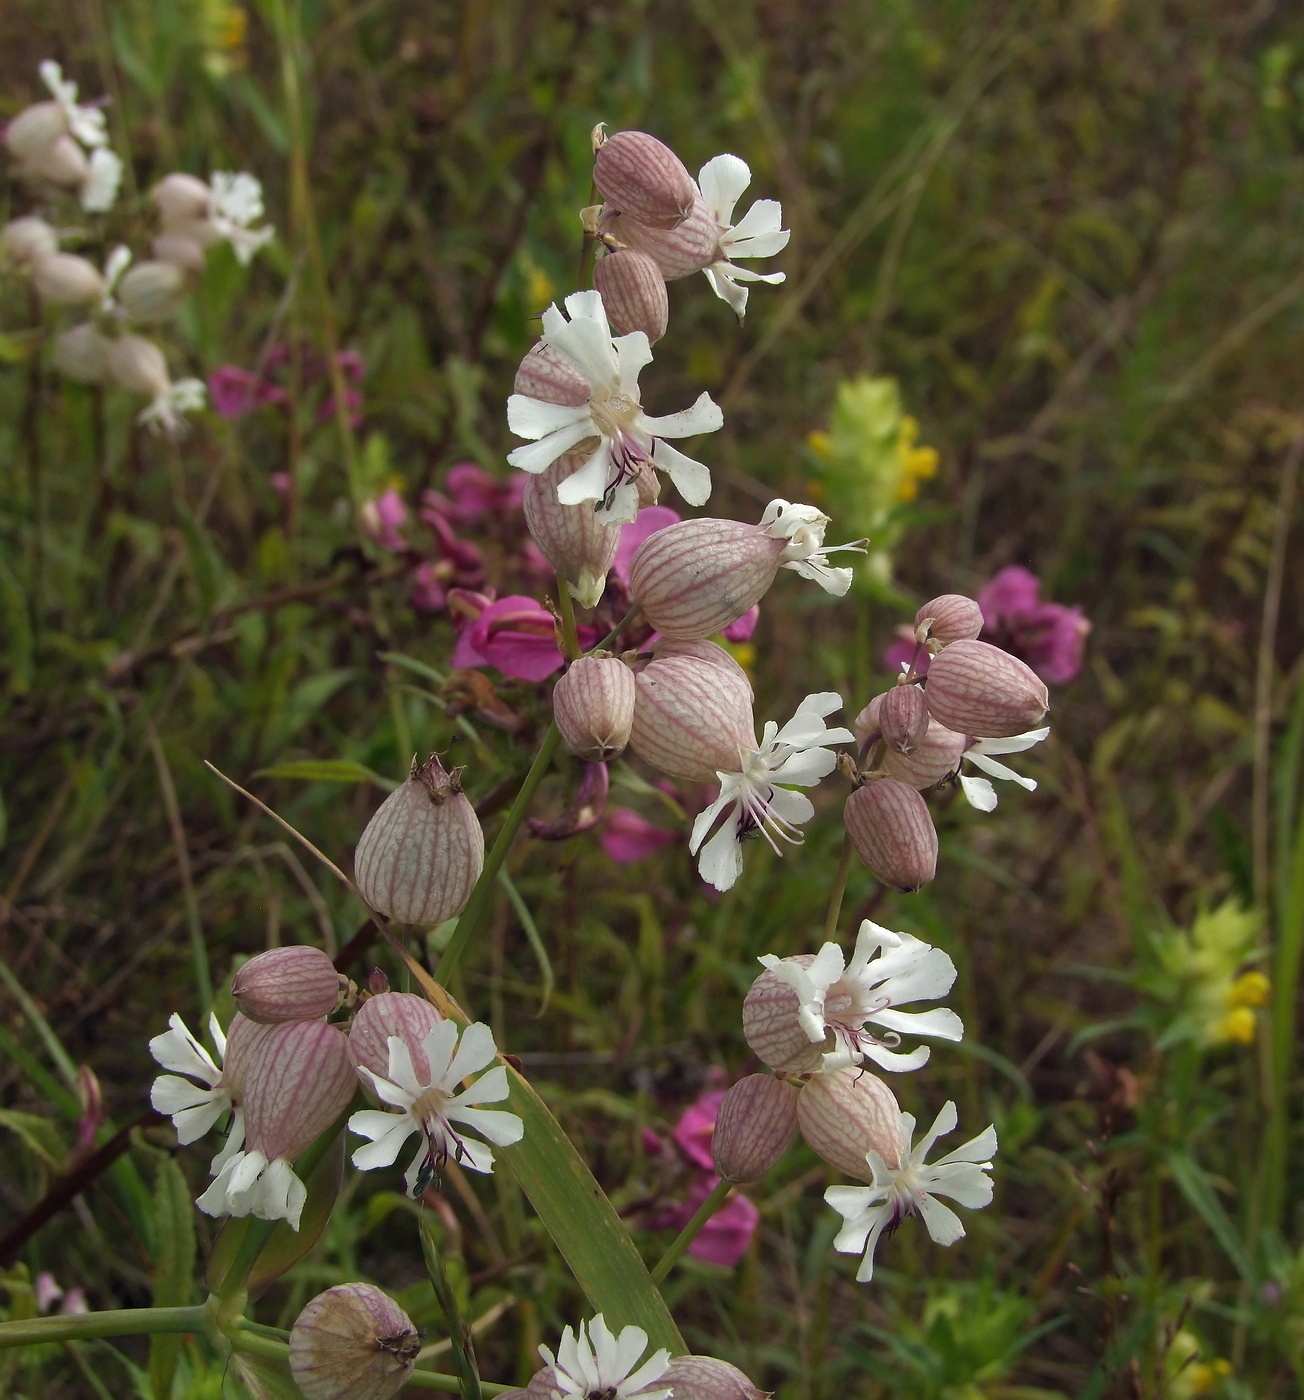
<box><xmin>2</xmin><ymin>60</ymin><xmax>273</xmax><ymax>434</ymax></box>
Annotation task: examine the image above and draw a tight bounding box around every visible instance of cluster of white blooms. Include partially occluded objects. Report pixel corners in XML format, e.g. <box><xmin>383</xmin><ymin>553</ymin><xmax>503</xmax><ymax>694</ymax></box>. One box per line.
<box><xmin>3</xmin><ymin>61</ymin><xmax>273</xmax><ymax>435</ymax></box>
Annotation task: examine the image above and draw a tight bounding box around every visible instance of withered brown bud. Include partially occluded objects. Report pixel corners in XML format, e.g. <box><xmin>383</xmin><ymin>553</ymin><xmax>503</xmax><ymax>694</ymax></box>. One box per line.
<box><xmin>552</xmin><ymin>655</ymin><xmax>636</xmax><ymax>762</ymax></box>
<box><xmin>844</xmin><ymin>779</ymin><xmax>938</xmax><ymax>892</ymax></box>
<box><xmin>915</xmin><ymin>594</ymin><xmax>984</xmax><ymax>649</ymax></box>
<box><xmin>878</xmin><ymin>684</ymin><xmax>930</xmax><ymax>755</ymax></box>
<box><xmin>593</xmin><ymin>130</ymin><xmax>696</xmax><ymax>231</ymax></box>
<box><xmin>712</xmin><ymin>1074</ymin><xmax>799</xmax><ymax>1182</ymax></box>
<box><xmin>288</xmin><ymin>1282</ymin><xmax>420</xmax><ymax>1400</ymax></box>
<box><xmin>924</xmin><ymin>639</ymin><xmax>1049</xmax><ymax>738</ymax></box>
<box><xmin>796</xmin><ymin>1067</ymin><xmax>902</xmax><ymax>1179</ymax></box>
<box><xmin>593</xmin><ymin>247</ymin><xmax>670</xmax><ymax>342</ymax></box>
<box><xmin>353</xmin><ymin>755</ymin><xmax>484</xmax><ymax>926</ymax></box>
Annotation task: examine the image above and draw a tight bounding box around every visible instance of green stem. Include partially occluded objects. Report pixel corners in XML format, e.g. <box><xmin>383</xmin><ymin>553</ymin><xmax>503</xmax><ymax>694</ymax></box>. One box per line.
<box><xmin>590</xmin><ymin>602</ymin><xmax>642</xmax><ymax>655</ymax></box>
<box><xmin>435</xmin><ymin>726</ymin><xmax>562</xmax><ymax>985</ymax></box>
<box><xmin>824</xmin><ymin>834</ymin><xmax>854</xmax><ymax>940</ymax></box>
<box><xmin>650</xmin><ymin>1176</ymin><xmax>733</xmax><ymax>1285</ymax></box>
<box><xmin>421</xmin><ymin>1216</ymin><xmax>483</xmax><ymax>1400</ymax></box>
<box><xmin>0</xmin><ymin>1306</ymin><xmax>206</xmax><ymax>1349</ymax></box>
<box><xmin>556</xmin><ymin>577</ymin><xmax>581</xmax><ymax>661</ymax></box>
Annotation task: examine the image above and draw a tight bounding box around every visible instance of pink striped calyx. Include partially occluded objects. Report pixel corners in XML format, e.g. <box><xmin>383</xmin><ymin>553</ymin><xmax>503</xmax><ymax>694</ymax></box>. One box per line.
<box><xmin>711</xmin><ymin>1073</ymin><xmax>799</xmax><ymax>1182</ymax></box>
<box><xmin>241</xmin><ymin>1020</ymin><xmax>357</xmax><ymax>1165</ymax></box>
<box><xmin>856</xmin><ymin>691</ymin><xmax>964</xmax><ymax>789</ymax></box>
<box><xmin>742</xmin><ymin>955</ymin><xmax>824</xmax><ymax>1074</ymax></box>
<box><xmin>513</xmin><ymin>341</ymin><xmax>592</xmax><ymax>407</ymax></box>
<box><xmin>629</xmin><ymin>642</ymin><xmax>755</xmax><ymax>782</ymax></box>
<box><xmin>599</xmin><ymin>194</ymin><xmax>721</xmax><ymax>280</ymax></box>
<box><xmin>522</xmin><ymin>451</ymin><xmax>620</xmax><ymax>609</ymax></box>
<box><xmin>348</xmin><ymin>991</ymin><xmax>444</xmax><ymax>1086</ymax></box>
<box><xmin>353</xmin><ymin>755</ymin><xmax>485</xmax><ymax>928</ymax></box>
<box><xmin>844</xmin><ymin>779</ymin><xmax>938</xmax><ymax>892</ymax></box>
<box><xmin>924</xmin><ymin>638</ymin><xmax>1049</xmax><ymax>739</ymax></box>
<box><xmin>289</xmin><ymin>1282</ymin><xmax>419</xmax><ymax>1400</ymax></box>
<box><xmin>878</xmin><ymin>684</ymin><xmax>930</xmax><ymax>755</ymax></box>
<box><xmin>232</xmin><ymin>945</ymin><xmax>347</xmax><ymax>1025</ymax></box>
<box><xmin>593</xmin><ymin>247</ymin><xmax>669</xmax><ymax>342</ymax></box>
<box><xmin>552</xmin><ymin>655</ymin><xmax>637</xmax><ymax>762</ymax></box>
<box><xmin>661</xmin><ymin>1357</ymin><xmax>769</xmax><ymax>1400</ymax></box>
<box><xmin>796</xmin><ymin>1066</ymin><xmax>903</xmax><ymax>1179</ymax></box>
<box><xmin>593</xmin><ymin>130</ymin><xmax>696</xmax><ymax>230</ymax></box>
<box><xmin>915</xmin><ymin>593</ymin><xmax>984</xmax><ymax>651</ymax></box>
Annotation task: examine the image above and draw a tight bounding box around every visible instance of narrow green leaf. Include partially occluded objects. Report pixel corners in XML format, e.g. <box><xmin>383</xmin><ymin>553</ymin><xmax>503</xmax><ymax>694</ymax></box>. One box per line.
<box><xmin>148</xmin><ymin>1156</ymin><xmax>196</xmax><ymax>1400</ymax></box>
<box><xmin>1167</xmin><ymin>1150</ymin><xmax>1254</xmax><ymax>1282</ymax></box>
<box><xmin>254</xmin><ymin>758</ymin><xmax>396</xmax><ymax>789</ymax></box>
<box><xmin>379</xmin><ymin>651</ymin><xmax>449</xmax><ymax>688</ymax></box>
<box><xmin>0</xmin><ymin>1109</ymin><xmax>66</xmax><ymax>1168</ymax></box>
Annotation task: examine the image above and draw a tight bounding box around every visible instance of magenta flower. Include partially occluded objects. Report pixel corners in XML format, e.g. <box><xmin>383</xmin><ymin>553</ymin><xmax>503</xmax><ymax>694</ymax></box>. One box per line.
<box><xmin>528</xmin><ymin>763</ymin><xmax>610</xmax><ymax>841</ymax></box>
<box><xmin>601</xmin><ymin>808</ymin><xmax>677</xmax><ymax>865</ymax></box>
<box><xmin>978</xmin><ymin>565</ymin><xmax>1090</xmax><ymax>685</ymax></box>
<box><xmin>450</xmin><ymin>594</ymin><xmax>567</xmax><ymax>681</ymax></box>
<box><xmin>613</xmin><ymin>506</ymin><xmax>681</xmax><ymax>586</ymax></box>
<box><xmin>426</xmin><ymin>463</ymin><xmax>526</xmax><ymax>527</ymax></box>
<box><xmin>410</xmin><ymin>562</ymin><xmax>448</xmax><ymax>613</ymax></box>
<box><xmin>361</xmin><ymin>489</ymin><xmax>408</xmax><ymax>552</ymax></box>
<box><xmin>882</xmin><ymin>624</ymin><xmax>927</xmax><ymax>677</ymax></box>
<box><xmin>722</xmin><ymin>605</ymin><xmax>759</xmax><ymax>643</ymax></box>
<box><xmin>655</xmin><ymin>1173</ymin><xmax>759</xmax><ymax>1268</ymax></box>
<box><xmin>208</xmin><ymin>364</ymin><xmax>283</xmax><ymax>420</ymax></box>
<box><xmin>673</xmin><ymin>1089</ymin><xmax>726</xmax><ymax>1171</ymax></box>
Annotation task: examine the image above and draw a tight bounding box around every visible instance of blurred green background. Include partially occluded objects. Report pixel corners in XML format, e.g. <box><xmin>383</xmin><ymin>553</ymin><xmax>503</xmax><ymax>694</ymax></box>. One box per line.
<box><xmin>3</xmin><ymin>0</ymin><xmax>1304</xmax><ymax>1395</ymax></box>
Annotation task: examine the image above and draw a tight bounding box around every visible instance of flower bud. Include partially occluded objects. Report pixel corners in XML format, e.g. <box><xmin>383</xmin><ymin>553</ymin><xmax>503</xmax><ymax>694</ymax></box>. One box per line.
<box><xmin>151</xmin><ymin>231</ymin><xmax>207</xmax><ymax>272</ymax></box>
<box><xmin>796</xmin><ymin>1066</ymin><xmax>902</xmax><ymax>1179</ymax></box>
<box><xmin>107</xmin><ymin>334</ymin><xmax>171</xmax><ymax>397</ymax></box>
<box><xmin>844</xmin><ymin>779</ymin><xmax>938</xmax><ymax>892</ymax></box>
<box><xmin>52</xmin><ymin>323</ymin><xmax>112</xmax><ymax>384</ymax></box>
<box><xmin>20</xmin><ymin>134</ymin><xmax>88</xmax><ymax>187</ymax></box>
<box><xmin>5</xmin><ymin>101</ymin><xmax>67</xmax><ymax>160</ymax></box>
<box><xmin>856</xmin><ymin>692</ymin><xmax>964</xmax><ymax>788</ymax></box>
<box><xmin>117</xmin><ymin>259</ymin><xmax>189</xmax><ymax>324</ymax></box>
<box><xmin>243</xmin><ymin>1020</ymin><xmax>357</xmax><ymax>1164</ymax></box>
<box><xmin>32</xmin><ymin>252</ymin><xmax>104</xmax><ymax>306</ymax></box>
<box><xmin>878</xmin><ymin>684</ymin><xmax>929</xmax><ymax>755</ymax></box>
<box><xmin>151</xmin><ymin>172</ymin><xmax>212</xmax><ymax>226</ymax></box>
<box><xmin>514</xmin><ymin>342</ymin><xmax>591</xmax><ymax>406</ymax></box>
<box><xmin>593</xmin><ymin>248</ymin><xmax>669</xmax><ymax>342</ymax></box>
<box><xmin>289</xmin><ymin>1282</ymin><xmax>420</xmax><ymax>1400</ymax></box>
<box><xmin>553</xmin><ymin>656</ymin><xmax>636</xmax><ymax>762</ymax></box>
<box><xmin>661</xmin><ymin>1357</ymin><xmax>768</xmax><ymax>1400</ymax></box>
<box><xmin>629</xmin><ymin>518</ymin><xmax>783</xmax><ymax>640</ymax></box>
<box><xmin>2</xmin><ymin>216</ymin><xmax>58</xmax><ymax>269</ymax></box>
<box><xmin>348</xmin><ymin>991</ymin><xmax>444</xmax><ymax>1083</ymax></box>
<box><xmin>600</xmin><ymin>195</ymin><xmax>721</xmax><ymax>280</ymax></box>
<box><xmin>924</xmin><ymin>638</ymin><xmax>1049</xmax><ymax>738</ymax></box>
<box><xmin>223</xmin><ymin>1013</ymin><xmax>272</xmax><ymax>1101</ymax></box>
<box><xmin>630</xmin><ymin>645</ymin><xmax>755</xmax><ymax>782</ymax></box>
<box><xmin>233</xmin><ymin>946</ymin><xmax>346</xmax><ymax>1025</ymax></box>
<box><xmin>353</xmin><ymin>755</ymin><xmax>485</xmax><ymax>927</ymax></box>
<box><xmin>712</xmin><ymin>1074</ymin><xmax>799</xmax><ymax>1182</ymax></box>
<box><xmin>914</xmin><ymin>593</ymin><xmax>984</xmax><ymax>648</ymax></box>
<box><xmin>651</xmin><ymin>635</ymin><xmax>753</xmax><ymax>681</ymax></box>
<box><xmin>522</xmin><ymin>452</ymin><xmax>620</xmax><ymax>609</ymax></box>
<box><xmin>742</xmin><ymin>958</ymin><xmax>823</xmax><ymax>1073</ymax></box>
<box><xmin>593</xmin><ymin>130</ymin><xmax>696</xmax><ymax>231</ymax></box>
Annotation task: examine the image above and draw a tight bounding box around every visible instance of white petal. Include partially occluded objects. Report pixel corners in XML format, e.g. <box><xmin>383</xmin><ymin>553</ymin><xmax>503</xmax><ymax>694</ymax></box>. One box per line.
<box><xmin>170</xmin><ymin>1099</ymin><xmax>230</xmax><ymax>1145</ymax></box>
<box><xmin>690</xmin><ymin>789</ymin><xmax>738</xmax><ymax>854</ymax></box>
<box><xmin>876</xmin><ymin>945</ymin><xmax>958</xmax><ymax>1004</ymax></box>
<box><xmin>451</xmin><ymin>1133</ymin><xmax>497</xmax><ymax>1174</ymax></box>
<box><xmin>447</xmin><ymin>1063</ymin><xmax>510</xmax><ymax>1107</ymax></box>
<box><xmin>349</xmin><ymin>1114</ymin><xmax>415</xmax><ymax>1170</ymax></box>
<box><xmin>697</xmin><ymin>817</ymin><xmax>745</xmax><ymax>891</ymax></box>
<box><xmin>640</xmin><ymin>392</ymin><xmax>724</xmax><ymax>440</ymax></box>
<box><xmin>151</xmin><ymin>1074</ymin><xmax>217</xmax><ymax>1116</ymax></box>
<box><xmin>507</xmin><ymin>394</ymin><xmax>592</xmax><ymax>441</ymax></box>
<box><xmin>210</xmin><ymin>1110</ymin><xmax>244</xmax><ymax>1175</ymax></box>
<box><xmin>869</xmin><ymin>1007</ymin><xmax>965</xmax><ymax>1043</ymax></box>
<box><xmin>913</xmin><ymin>1102</ymin><xmax>958</xmax><ymax>1163</ymax></box>
<box><xmin>769</xmin><ymin>748</ymin><xmax>839</xmax><ymax>787</ymax></box>
<box><xmin>556</xmin><ymin>442</ymin><xmax>616</xmax><ymax>506</ymax></box>
<box><xmin>971</xmin><ymin>727</ymin><xmax>1049</xmax><ymax>756</ymax></box>
<box><xmin>445</xmin><ymin>1022</ymin><xmax>499</xmax><ymax>1085</ymax></box>
<box><xmin>651</xmin><ymin>439</ymin><xmax>712</xmax><ymax>507</ymax></box>
<box><xmin>593</xmin><ymin>478</ymin><xmax>639</xmax><ymax>527</ymax></box>
<box><xmin>507</xmin><ymin>418</ymin><xmax>596</xmax><ymax>474</ymax></box>
<box><xmin>727</xmin><ymin>198</ymin><xmax>785</xmax><ymax>242</ymax></box>
<box><xmin>620</xmin><ymin>1348</ymin><xmax>670</xmax><ymax>1395</ymax></box>
<box><xmin>915</xmin><ymin>1192</ymin><xmax>967</xmax><ymax>1246</ymax></box>
<box><xmin>925</xmin><ymin>1160</ymin><xmax>995</xmax><ymax>1209</ymax></box>
<box><xmin>859</xmin><ymin>1042</ymin><xmax>932</xmax><ymax>1073</ymax></box>
<box><xmin>764</xmin><ymin>786</ymin><xmax>814</xmax><ymax>826</ymax></box>
<box><xmin>824</xmin><ymin>1182</ymin><xmax>878</xmax><ymax>1225</ymax></box>
<box><xmin>967</xmin><ymin>752</ymin><xmax>1036</xmax><ymax>790</ymax></box>
<box><xmin>420</xmin><ymin>1021</ymin><xmax>462</xmax><ymax>1086</ymax></box>
<box><xmin>449</xmin><ymin>1105</ymin><xmax>524</xmax><ymax>1148</ymax></box>
<box><xmin>703</xmin><ymin>265</ymin><xmax>749</xmax><ymax>318</ymax></box>
<box><xmin>783</xmin><ymin>557</ymin><xmax>854</xmax><ymax>596</ymax></box>
<box><xmin>613</xmin><ymin>331</ymin><xmax>653</xmax><ymax>389</ymax></box>
<box><xmin>959</xmin><ymin>774</ymin><xmax>998</xmax><ymax>811</ymax></box>
<box><xmin>149</xmin><ymin>1015</ymin><xmax>221</xmax><ymax>1084</ymax></box>
<box><xmin>712</xmin><ymin>262</ymin><xmax>785</xmax><ymax>284</ymax></box>
<box><xmin>697</xmin><ymin>154</ymin><xmax>752</xmax><ymax>225</ymax></box>
<box><xmin>936</xmin><ymin>1124</ymin><xmax>999</xmax><ymax>1166</ymax></box>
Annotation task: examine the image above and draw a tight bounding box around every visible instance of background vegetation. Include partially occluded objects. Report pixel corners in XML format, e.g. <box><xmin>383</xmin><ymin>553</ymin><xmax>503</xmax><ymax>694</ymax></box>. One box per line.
<box><xmin>3</xmin><ymin>0</ymin><xmax>1304</xmax><ymax>1395</ymax></box>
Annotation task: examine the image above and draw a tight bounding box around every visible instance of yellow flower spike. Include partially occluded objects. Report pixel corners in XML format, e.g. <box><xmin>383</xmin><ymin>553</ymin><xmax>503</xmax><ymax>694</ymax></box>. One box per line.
<box><xmin>1212</xmin><ymin>1006</ymin><xmax>1257</xmax><ymax>1046</ymax></box>
<box><xmin>806</xmin><ymin>429</ymin><xmax>832</xmax><ymax>459</ymax></box>
<box><xmin>527</xmin><ymin>266</ymin><xmax>555</xmax><ymax>313</ymax></box>
<box><xmin>1229</xmin><ymin>970</ymin><xmax>1270</xmax><ymax>1007</ymax></box>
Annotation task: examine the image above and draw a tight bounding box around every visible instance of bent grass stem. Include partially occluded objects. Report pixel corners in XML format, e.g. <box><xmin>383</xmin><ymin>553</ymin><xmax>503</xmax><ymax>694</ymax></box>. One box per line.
<box><xmin>650</xmin><ymin>1176</ymin><xmax>733</xmax><ymax>1285</ymax></box>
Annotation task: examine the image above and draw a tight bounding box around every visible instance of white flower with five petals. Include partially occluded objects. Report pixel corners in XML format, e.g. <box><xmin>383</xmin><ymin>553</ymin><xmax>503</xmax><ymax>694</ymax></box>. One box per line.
<box><xmin>506</xmin><ymin>290</ymin><xmax>722</xmax><ymax>525</ymax></box>
<box><xmin>690</xmin><ymin>692</ymin><xmax>853</xmax><ymax>893</ymax></box>
<box><xmin>761</xmin><ymin>498</ymin><xmax>860</xmax><ymax>596</ymax></box>
<box><xmin>697</xmin><ymin>154</ymin><xmax>790</xmax><ymax>318</ymax></box>
<box><xmin>958</xmin><ymin>726</ymin><xmax>1049</xmax><ymax>812</ymax></box>
<box><xmin>538</xmin><ymin>1314</ymin><xmax>671</xmax><ymax>1400</ymax></box>
<box><xmin>38</xmin><ymin>60</ymin><xmax>108</xmax><ymax>149</ymax></box>
<box><xmin>148</xmin><ymin>1013</ymin><xmax>245</xmax><ymax>1173</ymax></box>
<box><xmin>348</xmin><ymin>1021</ymin><xmax>523</xmax><ymax>1195</ymax></box>
<box><xmin>207</xmin><ymin>172</ymin><xmax>274</xmax><ymax>265</ymax></box>
<box><xmin>759</xmin><ymin>919</ymin><xmax>964</xmax><ymax>1073</ymax></box>
<box><xmin>824</xmin><ymin>1100</ymin><xmax>997</xmax><ymax>1283</ymax></box>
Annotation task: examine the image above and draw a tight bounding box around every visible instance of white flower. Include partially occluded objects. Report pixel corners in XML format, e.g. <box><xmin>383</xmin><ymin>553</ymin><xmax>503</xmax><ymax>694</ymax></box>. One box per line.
<box><xmin>824</xmin><ymin>1100</ymin><xmax>997</xmax><ymax>1283</ymax></box>
<box><xmin>138</xmin><ymin>377</ymin><xmax>207</xmax><ymax>438</ymax></box>
<box><xmin>81</xmin><ymin>148</ymin><xmax>123</xmax><ymax>212</ymax></box>
<box><xmin>196</xmin><ymin>1148</ymin><xmax>306</xmax><ymax>1230</ymax></box>
<box><xmin>99</xmin><ymin>244</ymin><xmax>132</xmax><ymax>313</ymax></box>
<box><xmin>39</xmin><ymin>60</ymin><xmax>108</xmax><ymax>149</ymax></box>
<box><xmin>759</xmin><ymin>919</ymin><xmax>964</xmax><ymax>1073</ymax></box>
<box><xmin>208</xmin><ymin>171</ymin><xmax>274</xmax><ymax>265</ymax></box>
<box><xmin>697</xmin><ymin>154</ymin><xmax>790</xmax><ymax>318</ymax></box>
<box><xmin>148</xmin><ymin>1012</ymin><xmax>245</xmax><ymax>1172</ymax></box>
<box><xmin>958</xmin><ymin>726</ymin><xmax>1049</xmax><ymax>812</ymax></box>
<box><xmin>761</xmin><ymin>498</ymin><xmax>861</xmax><ymax>596</ymax></box>
<box><xmin>690</xmin><ymin>692</ymin><xmax>853</xmax><ymax>892</ymax></box>
<box><xmin>348</xmin><ymin>1021</ymin><xmax>523</xmax><ymax>1194</ymax></box>
<box><xmin>539</xmin><ymin>1314</ymin><xmax>671</xmax><ymax>1400</ymax></box>
<box><xmin>506</xmin><ymin>290</ymin><xmax>722</xmax><ymax>525</ymax></box>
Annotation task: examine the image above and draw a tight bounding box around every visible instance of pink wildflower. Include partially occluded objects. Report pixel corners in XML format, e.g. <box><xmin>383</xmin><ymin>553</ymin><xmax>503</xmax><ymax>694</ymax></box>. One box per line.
<box><xmin>722</xmin><ymin>605</ymin><xmax>759</xmax><ymax>643</ymax></box>
<box><xmin>361</xmin><ymin>489</ymin><xmax>408</xmax><ymax>552</ymax></box>
<box><xmin>601</xmin><ymin>808</ymin><xmax>677</xmax><ymax>864</ymax></box>
<box><xmin>450</xmin><ymin>593</ymin><xmax>567</xmax><ymax>682</ymax></box>
<box><xmin>977</xmin><ymin>565</ymin><xmax>1090</xmax><ymax>685</ymax></box>
<box><xmin>673</xmin><ymin>1090</ymin><xmax>726</xmax><ymax>1171</ymax></box>
<box><xmin>208</xmin><ymin>364</ymin><xmax>283</xmax><ymax>420</ymax></box>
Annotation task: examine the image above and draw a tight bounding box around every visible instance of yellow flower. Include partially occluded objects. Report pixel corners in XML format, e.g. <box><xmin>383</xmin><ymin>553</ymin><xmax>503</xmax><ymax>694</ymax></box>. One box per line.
<box><xmin>527</xmin><ymin>266</ymin><xmax>555</xmax><ymax>313</ymax></box>
<box><xmin>806</xmin><ymin>428</ymin><xmax>832</xmax><ymax>459</ymax></box>
<box><xmin>1229</xmin><ymin>970</ymin><xmax>1270</xmax><ymax>1007</ymax></box>
<box><xmin>1212</xmin><ymin>1006</ymin><xmax>1257</xmax><ymax>1046</ymax></box>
